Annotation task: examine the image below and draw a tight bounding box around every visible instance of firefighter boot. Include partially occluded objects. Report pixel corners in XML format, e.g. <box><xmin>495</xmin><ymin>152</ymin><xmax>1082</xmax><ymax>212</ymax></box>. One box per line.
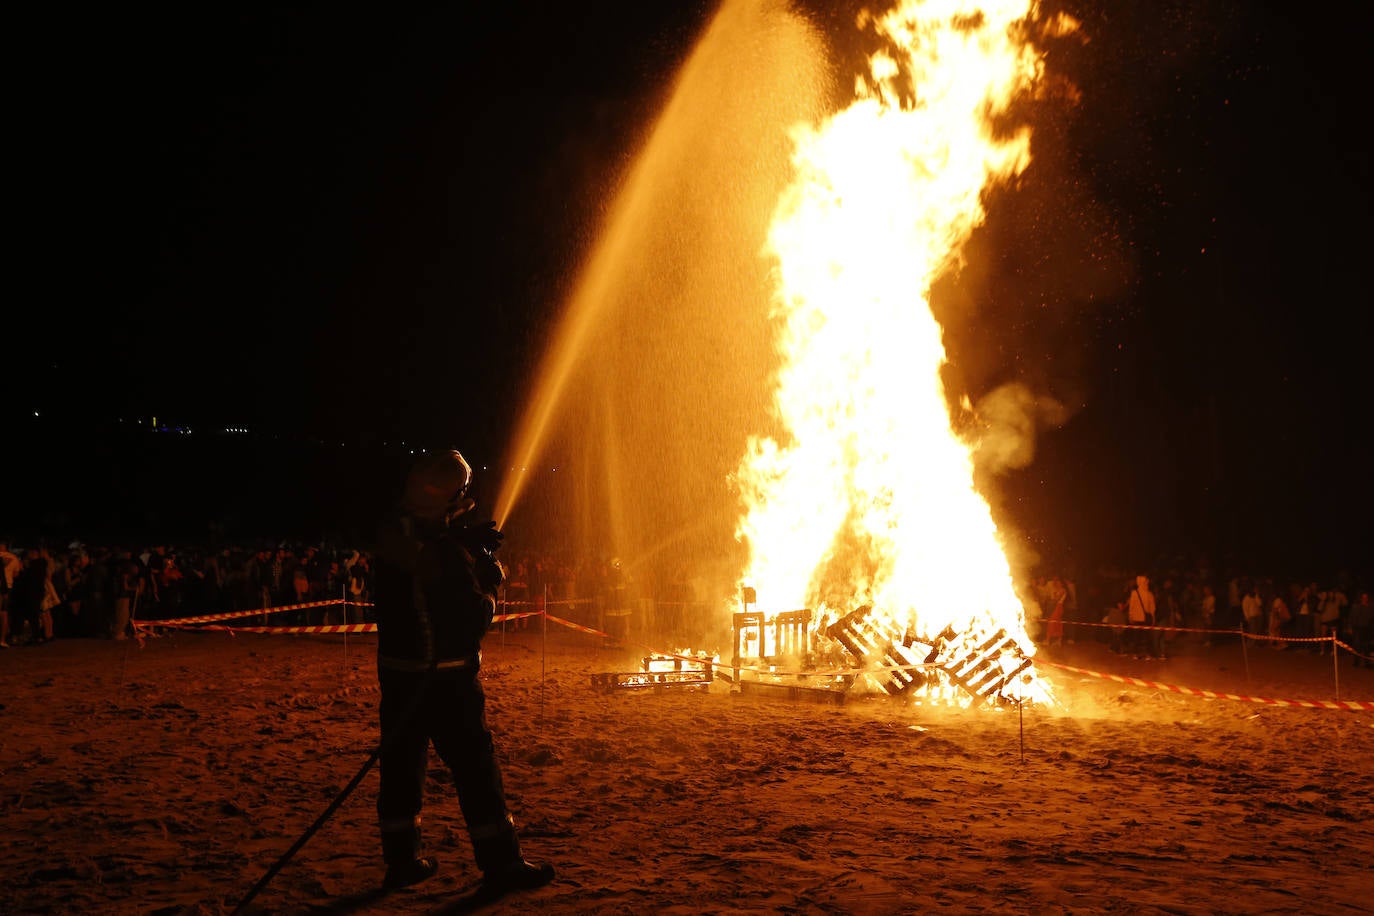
<box><xmin>382</xmin><ymin>822</ymin><xmax>438</xmax><ymax>889</ymax></box>
<box><xmin>470</xmin><ymin>817</ymin><xmax>555</xmax><ymax>895</ymax></box>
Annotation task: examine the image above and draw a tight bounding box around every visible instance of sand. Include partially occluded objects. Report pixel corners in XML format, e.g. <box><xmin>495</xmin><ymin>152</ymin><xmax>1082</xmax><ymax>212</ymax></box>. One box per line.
<box><xmin>2</xmin><ymin>621</ymin><xmax>1372</xmax><ymax>915</ymax></box>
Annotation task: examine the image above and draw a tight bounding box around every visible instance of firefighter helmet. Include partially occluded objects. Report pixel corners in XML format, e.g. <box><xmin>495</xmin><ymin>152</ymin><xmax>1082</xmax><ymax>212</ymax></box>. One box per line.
<box><xmin>400</xmin><ymin>449</ymin><xmax>473</xmax><ymax>520</ymax></box>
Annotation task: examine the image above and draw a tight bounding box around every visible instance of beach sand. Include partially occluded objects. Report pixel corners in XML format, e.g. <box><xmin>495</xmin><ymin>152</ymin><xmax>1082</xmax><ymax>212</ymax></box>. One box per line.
<box><xmin>2</xmin><ymin>620</ymin><xmax>1371</xmax><ymax>914</ymax></box>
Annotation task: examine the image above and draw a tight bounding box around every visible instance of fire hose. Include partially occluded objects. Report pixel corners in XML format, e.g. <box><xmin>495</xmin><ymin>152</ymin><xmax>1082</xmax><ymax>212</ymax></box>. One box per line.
<box><xmin>235</xmin><ymin>539</ymin><xmax>502</xmax><ymax>909</ymax></box>
<box><xmin>231</xmin><ymin>660</ymin><xmax>439</xmax><ymax>914</ymax></box>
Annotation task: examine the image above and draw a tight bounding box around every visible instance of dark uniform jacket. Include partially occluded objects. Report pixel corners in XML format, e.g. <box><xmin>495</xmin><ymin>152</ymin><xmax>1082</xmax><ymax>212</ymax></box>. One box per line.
<box><xmin>373</xmin><ymin>515</ymin><xmax>496</xmax><ymax>673</ymax></box>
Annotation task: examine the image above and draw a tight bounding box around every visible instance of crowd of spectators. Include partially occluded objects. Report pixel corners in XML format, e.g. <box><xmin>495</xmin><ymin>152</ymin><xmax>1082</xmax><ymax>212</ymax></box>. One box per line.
<box><xmin>0</xmin><ymin>536</ymin><xmax>666</xmax><ymax>649</ymax></box>
<box><xmin>0</xmin><ymin>538</ymin><xmax>381</xmax><ymax>646</ymax></box>
<box><xmin>1023</xmin><ymin>562</ymin><xmax>1374</xmax><ymax>666</ymax></box>
<box><xmin>3</xmin><ymin>537</ymin><xmax>1370</xmax><ymax>667</ymax></box>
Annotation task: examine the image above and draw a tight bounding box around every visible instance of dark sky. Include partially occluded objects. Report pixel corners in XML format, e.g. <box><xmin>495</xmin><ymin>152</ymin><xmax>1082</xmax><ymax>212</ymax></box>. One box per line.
<box><xmin>11</xmin><ymin>1</ymin><xmax>1373</xmax><ymax>574</ymax></box>
<box><xmin>30</xmin><ymin>3</ymin><xmax>704</xmax><ymax>445</ymax></box>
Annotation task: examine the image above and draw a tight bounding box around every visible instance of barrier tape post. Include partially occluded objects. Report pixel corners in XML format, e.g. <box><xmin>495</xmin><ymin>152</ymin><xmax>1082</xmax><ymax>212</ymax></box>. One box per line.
<box><xmin>499</xmin><ymin>586</ymin><xmax>506</xmax><ymax>651</ymax></box>
<box><xmin>1018</xmin><ymin>696</ymin><xmax>1025</xmax><ymax>764</ymax></box>
<box><xmin>1332</xmin><ymin>630</ymin><xmax>1340</xmax><ymax>702</ymax></box>
<box><xmin>1240</xmin><ymin>625</ymin><xmax>1251</xmax><ymax>683</ymax></box>
<box><xmin>117</xmin><ymin>625</ymin><xmax>133</xmax><ymax>696</ymax></box>
<box><xmin>540</xmin><ymin>584</ymin><xmax>548</xmax><ymax>724</ymax></box>
<box><xmin>117</xmin><ymin>589</ymin><xmax>142</xmax><ymax>697</ymax></box>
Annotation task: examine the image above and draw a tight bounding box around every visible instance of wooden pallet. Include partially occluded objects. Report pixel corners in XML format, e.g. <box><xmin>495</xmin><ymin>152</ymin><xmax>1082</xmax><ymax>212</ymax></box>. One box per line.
<box><xmin>590</xmin><ymin>667</ymin><xmax>714</xmax><ymax>692</ymax></box>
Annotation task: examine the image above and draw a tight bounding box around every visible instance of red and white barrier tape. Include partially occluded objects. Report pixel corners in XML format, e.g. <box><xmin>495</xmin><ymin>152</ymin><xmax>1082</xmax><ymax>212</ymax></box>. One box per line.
<box><xmin>1239</xmin><ymin>631</ymin><xmax>1340</xmax><ymax>645</ymax></box>
<box><xmin>1063</xmin><ymin>619</ymin><xmax>1203</xmax><ymax>632</ymax></box>
<box><xmin>491</xmin><ymin>611</ymin><xmax>542</xmax><ymax>624</ymax></box>
<box><xmin>1062</xmin><ymin>620</ymin><xmax>1371</xmax><ymax>660</ymax></box>
<box><xmin>136</xmin><ymin>598</ymin><xmax>375</xmax><ymax>629</ymax></box>
<box><xmin>214</xmin><ymin>623</ymin><xmax>379</xmax><ymax>635</ymax></box>
<box><xmin>1038</xmin><ymin>659</ymin><xmax>1374</xmax><ymax>711</ymax></box>
<box><xmin>1337</xmin><ymin>639</ymin><xmax>1374</xmax><ymax>665</ymax></box>
<box><xmin>133</xmin><ymin>602</ymin><xmax>1374</xmax><ymax>695</ymax></box>
<box><xmin>1065</xmin><ymin>619</ymin><xmax>1334</xmax><ymax>639</ymax></box>
<box><xmin>543</xmin><ymin>613</ymin><xmax>610</xmax><ymax>638</ymax></box>
<box><xmin>142</xmin><ymin>608</ymin><xmax>543</xmax><ymax>637</ymax></box>
<box><xmin>498</xmin><ymin>598</ymin><xmax>596</xmax><ymax>608</ymax></box>
<box><xmin>155</xmin><ymin>609</ymin><xmax>543</xmax><ymax>636</ymax></box>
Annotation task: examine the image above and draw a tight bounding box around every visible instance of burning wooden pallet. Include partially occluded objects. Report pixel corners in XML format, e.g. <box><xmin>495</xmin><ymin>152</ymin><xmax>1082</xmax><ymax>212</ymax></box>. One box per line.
<box><xmin>925</xmin><ymin>624</ymin><xmax>1034</xmax><ymax>704</ymax></box>
<box><xmin>731</xmin><ymin>608</ymin><xmax>815</xmax><ymax>679</ymax></box>
<box><xmin>824</xmin><ymin>604</ymin><xmax>928</xmax><ymax>696</ymax></box>
<box><xmin>734</xmin><ymin>610</ymin><xmax>808</xmax><ymax>661</ymax></box>
<box><xmin>727</xmin><ymin>607</ymin><xmax>849</xmax><ymax>701</ymax></box>
<box><xmin>726</xmin><ymin>601</ymin><xmax>1031</xmax><ymax>705</ymax></box>
<box><xmin>590</xmin><ymin>654</ymin><xmax>714</xmax><ymax>692</ymax></box>
<box><xmin>825</xmin><ymin>605</ymin><xmax>1032</xmax><ymax>705</ymax></box>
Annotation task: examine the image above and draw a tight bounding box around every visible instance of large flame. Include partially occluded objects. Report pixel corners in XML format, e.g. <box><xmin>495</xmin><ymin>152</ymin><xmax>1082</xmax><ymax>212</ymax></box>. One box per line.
<box><xmin>735</xmin><ymin>0</ymin><xmax>1050</xmax><ymax>698</ymax></box>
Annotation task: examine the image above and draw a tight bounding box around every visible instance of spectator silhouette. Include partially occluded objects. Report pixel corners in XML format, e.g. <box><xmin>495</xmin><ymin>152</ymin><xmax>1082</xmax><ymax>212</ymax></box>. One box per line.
<box><xmin>1127</xmin><ymin>574</ymin><xmax>1158</xmax><ymax>660</ymax></box>
<box><xmin>1348</xmin><ymin>592</ymin><xmax>1373</xmax><ymax>667</ymax></box>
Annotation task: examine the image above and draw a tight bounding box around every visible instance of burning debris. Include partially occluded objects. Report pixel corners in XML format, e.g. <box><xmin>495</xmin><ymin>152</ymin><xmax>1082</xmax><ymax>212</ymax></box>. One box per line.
<box><xmin>824</xmin><ymin>604</ymin><xmax>926</xmax><ymax>697</ymax></box>
<box><xmin>825</xmin><ymin>606</ymin><xmax>1035</xmax><ymax>704</ymax></box>
<box><xmin>731</xmin><ymin>598</ymin><xmax>1039</xmax><ymax>707</ymax></box>
<box><xmin>924</xmin><ymin>624</ymin><xmax>1035</xmax><ymax>706</ymax></box>
<box><xmin>590</xmin><ymin>653</ymin><xmax>715</xmax><ymax>693</ymax></box>
<box><xmin>727</xmin><ymin>607</ymin><xmax>848</xmax><ymax>703</ymax></box>
<box><xmin>731</xmin><ymin>589</ymin><xmax>816</xmax><ymax>679</ymax></box>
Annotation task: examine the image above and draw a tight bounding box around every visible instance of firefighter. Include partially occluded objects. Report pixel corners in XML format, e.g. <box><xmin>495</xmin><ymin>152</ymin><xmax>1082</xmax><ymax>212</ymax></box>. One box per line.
<box><xmin>373</xmin><ymin>448</ymin><xmax>555</xmax><ymax>893</ymax></box>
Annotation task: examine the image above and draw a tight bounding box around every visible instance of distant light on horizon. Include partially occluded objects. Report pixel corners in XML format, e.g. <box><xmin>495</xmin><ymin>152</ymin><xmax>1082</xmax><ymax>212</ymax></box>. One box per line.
<box><xmin>20</xmin><ymin>408</ymin><xmax>440</xmax><ymax>453</ymax></box>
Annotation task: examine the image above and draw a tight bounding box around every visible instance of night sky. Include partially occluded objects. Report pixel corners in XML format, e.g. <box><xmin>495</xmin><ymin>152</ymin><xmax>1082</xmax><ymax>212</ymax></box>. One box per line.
<box><xmin>9</xmin><ymin>1</ymin><xmax>1372</xmax><ymax>576</ymax></box>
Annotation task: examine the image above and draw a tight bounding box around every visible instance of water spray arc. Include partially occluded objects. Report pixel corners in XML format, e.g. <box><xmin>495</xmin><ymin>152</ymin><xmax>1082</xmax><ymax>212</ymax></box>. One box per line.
<box><xmin>492</xmin><ymin>0</ymin><xmax>829</xmax><ymax>578</ymax></box>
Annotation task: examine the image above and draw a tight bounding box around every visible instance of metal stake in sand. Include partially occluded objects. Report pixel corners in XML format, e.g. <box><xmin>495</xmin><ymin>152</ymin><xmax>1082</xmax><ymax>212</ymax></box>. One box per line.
<box><xmin>116</xmin><ymin>631</ymin><xmax>133</xmax><ymax>700</ymax></box>
<box><xmin>541</xmin><ymin>583</ymin><xmax>548</xmax><ymax>723</ymax></box>
<box><xmin>1018</xmin><ymin>696</ymin><xmax>1025</xmax><ymax>763</ymax></box>
<box><xmin>500</xmin><ymin>586</ymin><xmax>507</xmax><ymax>651</ymax></box>
<box><xmin>1332</xmin><ymin>631</ymin><xmax>1340</xmax><ymax>702</ymax></box>
<box><xmin>1240</xmin><ymin>625</ymin><xmax>1251</xmax><ymax>684</ymax></box>
<box><xmin>116</xmin><ymin>592</ymin><xmax>141</xmax><ymax>700</ymax></box>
